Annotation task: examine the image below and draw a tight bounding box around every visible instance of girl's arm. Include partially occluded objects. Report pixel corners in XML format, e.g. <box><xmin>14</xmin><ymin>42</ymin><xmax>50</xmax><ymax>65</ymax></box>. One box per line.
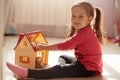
<box><xmin>36</xmin><ymin>44</ymin><xmax>58</xmax><ymax>50</ymax></box>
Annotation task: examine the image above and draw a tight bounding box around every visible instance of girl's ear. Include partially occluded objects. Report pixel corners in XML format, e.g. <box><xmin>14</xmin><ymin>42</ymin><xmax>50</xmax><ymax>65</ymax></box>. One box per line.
<box><xmin>88</xmin><ymin>16</ymin><xmax>93</xmax><ymax>22</ymax></box>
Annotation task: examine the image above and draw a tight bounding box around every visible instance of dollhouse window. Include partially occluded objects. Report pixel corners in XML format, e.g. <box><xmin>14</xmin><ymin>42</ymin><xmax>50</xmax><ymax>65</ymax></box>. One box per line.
<box><xmin>19</xmin><ymin>56</ymin><xmax>30</xmax><ymax>63</ymax></box>
<box><xmin>20</xmin><ymin>41</ymin><xmax>27</xmax><ymax>48</ymax></box>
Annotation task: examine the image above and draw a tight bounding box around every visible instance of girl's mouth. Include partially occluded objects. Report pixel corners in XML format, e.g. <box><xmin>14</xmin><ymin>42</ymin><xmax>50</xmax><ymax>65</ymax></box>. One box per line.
<box><xmin>74</xmin><ymin>23</ymin><xmax>80</xmax><ymax>25</ymax></box>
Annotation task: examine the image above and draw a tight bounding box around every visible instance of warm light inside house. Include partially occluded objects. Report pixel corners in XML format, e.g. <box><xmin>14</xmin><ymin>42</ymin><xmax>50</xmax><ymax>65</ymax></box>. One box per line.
<box><xmin>37</xmin><ymin>51</ymin><xmax>42</xmax><ymax>57</ymax></box>
<box><xmin>34</xmin><ymin>34</ymin><xmax>47</xmax><ymax>44</ymax></box>
<box><xmin>19</xmin><ymin>56</ymin><xmax>30</xmax><ymax>63</ymax></box>
<box><xmin>35</xmin><ymin>51</ymin><xmax>43</xmax><ymax>68</ymax></box>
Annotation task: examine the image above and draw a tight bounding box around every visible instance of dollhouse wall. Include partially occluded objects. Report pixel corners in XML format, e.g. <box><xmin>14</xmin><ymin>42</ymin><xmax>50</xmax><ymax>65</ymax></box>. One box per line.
<box><xmin>15</xmin><ymin>36</ymin><xmax>37</xmax><ymax>69</ymax></box>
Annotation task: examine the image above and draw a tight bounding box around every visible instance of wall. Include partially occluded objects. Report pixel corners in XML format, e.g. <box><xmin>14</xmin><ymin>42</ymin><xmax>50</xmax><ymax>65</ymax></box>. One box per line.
<box><xmin>85</xmin><ymin>0</ymin><xmax>115</xmax><ymax>37</ymax></box>
<box><xmin>115</xmin><ymin>0</ymin><xmax>120</xmax><ymax>36</ymax></box>
<box><xmin>0</xmin><ymin>0</ymin><xmax>4</xmax><ymax>79</ymax></box>
<box><xmin>6</xmin><ymin>0</ymin><xmax>115</xmax><ymax>38</ymax></box>
<box><xmin>98</xmin><ymin>0</ymin><xmax>115</xmax><ymax>37</ymax></box>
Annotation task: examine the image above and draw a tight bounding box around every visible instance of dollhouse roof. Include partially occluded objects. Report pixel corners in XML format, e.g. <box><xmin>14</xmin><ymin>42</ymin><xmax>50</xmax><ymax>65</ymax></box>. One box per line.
<box><xmin>14</xmin><ymin>30</ymin><xmax>48</xmax><ymax>51</ymax></box>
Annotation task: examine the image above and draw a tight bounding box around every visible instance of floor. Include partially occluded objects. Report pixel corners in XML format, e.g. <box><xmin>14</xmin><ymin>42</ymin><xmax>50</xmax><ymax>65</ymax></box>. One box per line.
<box><xmin>3</xmin><ymin>36</ymin><xmax>120</xmax><ymax>80</ymax></box>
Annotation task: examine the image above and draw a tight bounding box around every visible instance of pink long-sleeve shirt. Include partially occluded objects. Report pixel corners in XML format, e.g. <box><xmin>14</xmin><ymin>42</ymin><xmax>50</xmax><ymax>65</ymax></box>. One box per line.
<box><xmin>57</xmin><ymin>26</ymin><xmax>102</xmax><ymax>75</ymax></box>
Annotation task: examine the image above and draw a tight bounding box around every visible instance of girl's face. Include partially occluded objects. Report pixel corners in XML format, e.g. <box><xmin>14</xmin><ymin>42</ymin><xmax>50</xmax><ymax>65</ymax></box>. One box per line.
<box><xmin>71</xmin><ymin>6</ymin><xmax>93</xmax><ymax>30</ymax></box>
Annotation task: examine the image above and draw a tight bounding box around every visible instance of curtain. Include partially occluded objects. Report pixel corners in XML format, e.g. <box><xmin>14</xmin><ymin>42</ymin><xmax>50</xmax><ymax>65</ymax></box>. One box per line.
<box><xmin>5</xmin><ymin>0</ymin><xmax>74</xmax><ymax>36</ymax></box>
<box><xmin>14</xmin><ymin>0</ymin><xmax>73</xmax><ymax>25</ymax></box>
<box><xmin>0</xmin><ymin>0</ymin><xmax>4</xmax><ymax>79</ymax></box>
<box><xmin>4</xmin><ymin>0</ymin><xmax>15</xmax><ymax>34</ymax></box>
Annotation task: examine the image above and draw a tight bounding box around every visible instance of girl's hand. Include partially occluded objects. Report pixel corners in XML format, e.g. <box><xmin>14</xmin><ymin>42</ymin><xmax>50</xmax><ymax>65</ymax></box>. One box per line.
<box><xmin>36</xmin><ymin>43</ymin><xmax>47</xmax><ymax>50</ymax></box>
<box><xmin>31</xmin><ymin>41</ymin><xmax>45</xmax><ymax>50</ymax></box>
<box><xmin>31</xmin><ymin>41</ymin><xmax>37</xmax><ymax>48</ymax></box>
<box><xmin>32</xmin><ymin>42</ymin><xmax>58</xmax><ymax>50</ymax></box>
<box><xmin>36</xmin><ymin>44</ymin><xmax>43</xmax><ymax>50</ymax></box>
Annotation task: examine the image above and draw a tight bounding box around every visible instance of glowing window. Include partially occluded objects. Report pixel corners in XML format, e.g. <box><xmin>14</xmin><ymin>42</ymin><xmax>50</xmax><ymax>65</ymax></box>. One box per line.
<box><xmin>19</xmin><ymin>56</ymin><xmax>30</xmax><ymax>64</ymax></box>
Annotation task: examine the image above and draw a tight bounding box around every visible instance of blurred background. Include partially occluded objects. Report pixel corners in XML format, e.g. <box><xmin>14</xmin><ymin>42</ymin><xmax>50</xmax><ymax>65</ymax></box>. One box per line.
<box><xmin>3</xmin><ymin>0</ymin><xmax>119</xmax><ymax>38</ymax></box>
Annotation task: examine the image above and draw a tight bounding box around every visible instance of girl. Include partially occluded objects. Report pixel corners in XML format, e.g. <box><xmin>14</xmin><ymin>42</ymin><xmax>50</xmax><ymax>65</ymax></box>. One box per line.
<box><xmin>6</xmin><ymin>1</ymin><xmax>103</xmax><ymax>79</ymax></box>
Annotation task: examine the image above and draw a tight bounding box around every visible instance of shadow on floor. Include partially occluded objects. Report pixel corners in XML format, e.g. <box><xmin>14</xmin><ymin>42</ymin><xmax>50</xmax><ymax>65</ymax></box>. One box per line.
<box><xmin>17</xmin><ymin>75</ymin><xmax>106</xmax><ymax>80</ymax></box>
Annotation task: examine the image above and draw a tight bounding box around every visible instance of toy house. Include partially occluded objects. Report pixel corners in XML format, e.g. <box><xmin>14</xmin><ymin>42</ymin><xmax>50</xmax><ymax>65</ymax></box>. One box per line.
<box><xmin>14</xmin><ymin>31</ymin><xmax>48</xmax><ymax>69</ymax></box>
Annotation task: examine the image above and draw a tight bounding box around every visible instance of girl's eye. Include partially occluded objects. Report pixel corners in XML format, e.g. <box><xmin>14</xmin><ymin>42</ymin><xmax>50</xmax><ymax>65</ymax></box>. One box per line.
<box><xmin>72</xmin><ymin>15</ymin><xmax>76</xmax><ymax>18</ymax></box>
<box><xmin>79</xmin><ymin>16</ymin><xmax>83</xmax><ymax>18</ymax></box>
<box><xmin>72</xmin><ymin>15</ymin><xmax>83</xmax><ymax>18</ymax></box>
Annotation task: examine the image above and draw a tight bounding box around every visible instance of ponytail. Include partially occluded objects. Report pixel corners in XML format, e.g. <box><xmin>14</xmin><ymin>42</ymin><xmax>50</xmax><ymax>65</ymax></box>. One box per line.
<box><xmin>66</xmin><ymin>26</ymin><xmax>75</xmax><ymax>38</ymax></box>
<box><xmin>93</xmin><ymin>8</ymin><xmax>103</xmax><ymax>44</ymax></box>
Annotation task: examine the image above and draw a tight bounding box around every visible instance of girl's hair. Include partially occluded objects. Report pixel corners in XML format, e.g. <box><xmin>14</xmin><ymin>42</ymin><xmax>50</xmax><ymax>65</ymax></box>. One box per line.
<box><xmin>66</xmin><ymin>2</ymin><xmax>103</xmax><ymax>44</ymax></box>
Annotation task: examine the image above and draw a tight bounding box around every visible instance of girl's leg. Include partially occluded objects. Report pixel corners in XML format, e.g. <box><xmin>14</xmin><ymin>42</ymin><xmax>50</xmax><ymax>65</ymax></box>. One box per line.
<box><xmin>6</xmin><ymin>60</ymin><xmax>96</xmax><ymax>79</ymax></box>
<box><xmin>28</xmin><ymin>61</ymin><xmax>96</xmax><ymax>79</ymax></box>
<box><xmin>58</xmin><ymin>55</ymin><xmax>77</xmax><ymax>65</ymax></box>
<box><xmin>6</xmin><ymin>62</ymin><xmax>28</xmax><ymax>79</ymax></box>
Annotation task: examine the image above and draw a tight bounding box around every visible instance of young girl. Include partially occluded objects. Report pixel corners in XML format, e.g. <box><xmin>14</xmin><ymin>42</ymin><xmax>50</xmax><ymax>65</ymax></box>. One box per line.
<box><xmin>6</xmin><ymin>1</ymin><xmax>103</xmax><ymax>79</ymax></box>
